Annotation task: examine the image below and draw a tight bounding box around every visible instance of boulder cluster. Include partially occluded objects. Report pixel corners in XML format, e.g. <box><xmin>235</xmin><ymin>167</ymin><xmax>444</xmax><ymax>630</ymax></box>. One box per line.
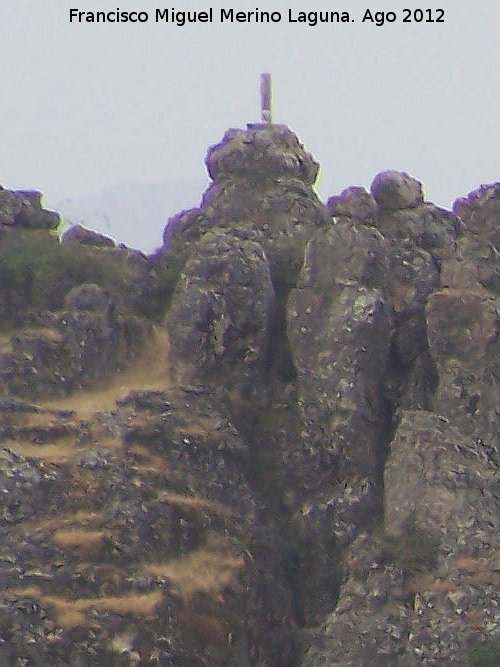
<box><xmin>2</xmin><ymin>122</ymin><xmax>500</xmax><ymax>666</ymax></box>
<box><xmin>162</xmin><ymin>126</ymin><xmax>500</xmax><ymax>665</ymax></box>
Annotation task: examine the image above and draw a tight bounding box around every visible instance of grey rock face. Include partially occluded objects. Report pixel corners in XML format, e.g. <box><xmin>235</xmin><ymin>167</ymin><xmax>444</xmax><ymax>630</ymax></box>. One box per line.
<box><xmin>327</xmin><ymin>185</ymin><xmax>378</xmax><ymax>226</ymax></box>
<box><xmin>453</xmin><ymin>182</ymin><xmax>500</xmax><ymax>250</ymax></box>
<box><xmin>167</xmin><ymin>228</ymin><xmax>275</xmax><ymax>410</ymax></box>
<box><xmin>162</xmin><ymin>124</ymin><xmax>328</xmax><ymax>297</ymax></box>
<box><xmin>303</xmin><ymin>533</ymin><xmax>410</xmax><ymax>667</ymax></box>
<box><xmin>205</xmin><ymin>123</ymin><xmax>320</xmax><ymax>185</ymax></box>
<box><xmin>385</xmin><ymin>411</ymin><xmax>500</xmax><ymax>550</ymax></box>
<box><xmin>62</xmin><ymin>223</ymin><xmax>116</xmax><ymax>247</ymax></box>
<box><xmin>7</xmin><ymin>125</ymin><xmax>500</xmax><ymax>667</ymax></box>
<box><xmin>304</xmin><ymin>178</ymin><xmax>500</xmax><ymax>667</ymax></box>
<box><xmin>384</xmin><ymin>410</ymin><xmax>500</xmax><ymax>666</ymax></box>
<box><xmin>161</xmin><ymin>207</ymin><xmax>208</xmax><ymax>255</ymax></box>
<box><xmin>288</xmin><ymin>220</ymin><xmax>392</xmax><ymax>480</ymax></box>
<box><xmin>0</xmin><ymin>293</ymin><xmax>151</xmax><ymax>398</ymax></box>
<box><xmin>0</xmin><ymin>187</ymin><xmax>59</xmax><ymax>229</ymax></box>
<box><xmin>376</xmin><ymin>185</ymin><xmax>463</xmax><ymax>411</ymax></box>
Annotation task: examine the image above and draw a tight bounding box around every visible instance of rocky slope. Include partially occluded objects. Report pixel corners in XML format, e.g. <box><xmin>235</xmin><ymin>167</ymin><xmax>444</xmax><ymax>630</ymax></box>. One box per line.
<box><xmin>1</xmin><ymin>125</ymin><xmax>500</xmax><ymax>666</ymax></box>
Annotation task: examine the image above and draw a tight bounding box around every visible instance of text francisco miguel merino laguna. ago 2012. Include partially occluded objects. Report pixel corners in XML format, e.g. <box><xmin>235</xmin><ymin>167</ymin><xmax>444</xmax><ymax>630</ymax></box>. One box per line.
<box><xmin>69</xmin><ymin>8</ymin><xmax>446</xmax><ymax>26</ymax></box>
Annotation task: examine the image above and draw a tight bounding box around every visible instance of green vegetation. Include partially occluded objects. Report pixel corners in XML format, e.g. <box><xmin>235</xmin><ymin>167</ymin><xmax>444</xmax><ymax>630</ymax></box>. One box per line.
<box><xmin>0</xmin><ymin>229</ymin><xmax>180</xmax><ymax>323</ymax></box>
<box><xmin>380</xmin><ymin>513</ymin><xmax>440</xmax><ymax>574</ymax></box>
<box><xmin>468</xmin><ymin>637</ymin><xmax>500</xmax><ymax>667</ymax></box>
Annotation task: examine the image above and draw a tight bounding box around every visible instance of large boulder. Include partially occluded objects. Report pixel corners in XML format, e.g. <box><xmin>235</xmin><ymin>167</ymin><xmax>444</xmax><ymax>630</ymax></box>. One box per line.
<box><xmin>305</xmin><ymin>408</ymin><xmax>500</xmax><ymax>667</ymax></box>
<box><xmin>327</xmin><ymin>185</ymin><xmax>378</xmax><ymax>226</ymax></box>
<box><xmin>0</xmin><ymin>187</ymin><xmax>59</xmax><ymax>229</ymax></box>
<box><xmin>62</xmin><ymin>223</ymin><xmax>116</xmax><ymax>247</ymax></box>
<box><xmin>370</xmin><ymin>170</ymin><xmax>424</xmax><ymax>210</ymax></box>
<box><xmin>205</xmin><ymin>123</ymin><xmax>319</xmax><ymax>185</ymax></box>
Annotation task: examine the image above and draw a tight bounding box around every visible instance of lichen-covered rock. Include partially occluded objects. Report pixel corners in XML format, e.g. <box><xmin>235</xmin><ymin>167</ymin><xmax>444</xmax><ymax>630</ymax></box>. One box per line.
<box><xmin>167</xmin><ymin>228</ymin><xmax>275</xmax><ymax>410</ymax></box>
<box><xmin>382</xmin><ymin>410</ymin><xmax>500</xmax><ymax>666</ymax></box>
<box><xmin>377</xmin><ymin>201</ymin><xmax>463</xmax><ymax>262</ymax></box>
<box><xmin>303</xmin><ymin>533</ymin><xmax>410</xmax><ymax>667</ymax></box>
<box><xmin>327</xmin><ymin>185</ymin><xmax>378</xmax><ymax>225</ymax></box>
<box><xmin>202</xmin><ymin>178</ymin><xmax>328</xmax><ymax>292</ymax></box>
<box><xmin>0</xmin><ymin>188</ymin><xmax>23</xmax><ymax>225</ymax></box>
<box><xmin>62</xmin><ymin>223</ymin><xmax>116</xmax><ymax>247</ymax></box>
<box><xmin>7</xmin><ymin>124</ymin><xmax>500</xmax><ymax>667</ymax></box>
<box><xmin>371</xmin><ymin>170</ymin><xmax>424</xmax><ymax>210</ymax></box>
<box><xmin>155</xmin><ymin>208</ymin><xmax>211</xmax><ymax>298</ymax></box>
<box><xmin>385</xmin><ymin>410</ymin><xmax>500</xmax><ymax>548</ymax></box>
<box><xmin>159</xmin><ymin>124</ymin><xmax>329</xmax><ymax>297</ymax></box>
<box><xmin>440</xmin><ymin>235</ymin><xmax>500</xmax><ymax>294</ymax></box>
<box><xmin>161</xmin><ymin>207</ymin><xmax>208</xmax><ymax>254</ymax></box>
<box><xmin>305</xmin><ymin>407</ymin><xmax>500</xmax><ymax>667</ymax></box>
<box><xmin>205</xmin><ymin>123</ymin><xmax>319</xmax><ymax>185</ymax></box>
<box><xmin>453</xmin><ymin>182</ymin><xmax>500</xmax><ymax>250</ymax></box>
<box><xmin>0</xmin><ymin>187</ymin><xmax>59</xmax><ymax>229</ymax></box>
<box><xmin>375</xmin><ymin>190</ymin><xmax>463</xmax><ymax>412</ymax></box>
<box><xmin>288</xmin><ymin>220</ymin><xmax>392</xmax><ymax>478</ymax></box>
<box><xmin>0</xmin><ymin>298</ymin><xmax>151</xmax><ymax>398</ymax></box>
<box><xmin>426</xmin><ymin>288</ymin><xmax>500</xmax><ymax>446</ymax></box>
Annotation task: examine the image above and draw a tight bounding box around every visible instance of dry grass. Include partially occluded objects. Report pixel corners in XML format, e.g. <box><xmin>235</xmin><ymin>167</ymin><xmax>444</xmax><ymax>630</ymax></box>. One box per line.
<box><xmin>20</xmin><ymin>510</ymin><xmax>101</xmax><ymax>536</ymax></box>
<box><xmin>407</xmin><ymin>555</ymin><xmax>500</xmax><ymax>596</ymax></box>
<box><xmin>157</xmin><ymin>490</ymin><xmax>235</xmax><ymax>517</ymax></box>
<box><xmin>6</xmin><ymin>585</ymin><xmax>163</xmax><ymax>628</ymax></box>
<box><xmin>3</xmin><ymin>439</ymin><xmax>71</xmax><ymax>464</ymax></box>
<box><xmin>39</xmin><ymin>325</ymin><xmax>170</xmax><ymax>419</ymax></box>
<box><xmin>14</xmin><ymin>412</ymin><xmax>76</xmax><ymax>427</ymax></box>
<box><xmin>405</xmin><ymin>574</ymin><xmax>454</xmax><ymax>594</ymax></box>
<box><xmin>0</xmin><ymin>329</ymin><xmax>13</xmax><ymax>351</ymax></box>
<box><xmin>468</xmin><ymin>571</ymin><xmax>500</xmax><ymax>586</ymax></box>
<box><xmin>464</xmin><ymin>608</ymin><xmax>488</xmax><ymax>630</ymax></box>
<box><xmin>128</xmin><ymin>444</ymin><xmax>170</xmax><ymax>474</ymax></box>
<box><xmin>145</xmin><ymin>534</ymin><xmax>244</xmax><ymax>600</ymax></box>
<box><xmin>453</xmin><ymin>556</ymin><xmax>489</xmax><ymax>573</ymax></box>
<box><xmin>30</xmin><ymin>327</ymin><xmax>64</xmax><ymax>343</ymax></box>
<box><xmin>52</xmin><ymin>527</ymin><xmax>105</xmax><ymax>549</ymax></box>
<box><xmin>0</xmin><ymin>327</ymin><xmax>63</xmax><ymax>357</ymax></box>
<box><xmin>3</xmin><ymin>437</ymin><xmax>80</xmax><ymax>465</ymax></box>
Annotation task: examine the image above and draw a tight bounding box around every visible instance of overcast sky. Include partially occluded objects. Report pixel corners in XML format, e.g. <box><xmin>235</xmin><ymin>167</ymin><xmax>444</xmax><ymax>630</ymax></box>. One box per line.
<box><xmin>1</xmin><ymin>1</ymin><xmax>497</xmax><ymax>249</ymax></box>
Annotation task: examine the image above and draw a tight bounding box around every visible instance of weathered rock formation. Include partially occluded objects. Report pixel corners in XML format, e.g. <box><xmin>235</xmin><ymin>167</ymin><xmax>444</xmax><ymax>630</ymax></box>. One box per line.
<box><xmin>2</xmin><ymin>125</ymin><xmax>500</xmax><ymax>667</ymax></box>
<box><xmin>0</xmin><ymin>186</ymin><xmax>59</xmax><ymax>230</ymax></box>
<box><xmin>62</xmin><ymin>223</ymin><xmax>117</xmax><ymax>247</ymax></box>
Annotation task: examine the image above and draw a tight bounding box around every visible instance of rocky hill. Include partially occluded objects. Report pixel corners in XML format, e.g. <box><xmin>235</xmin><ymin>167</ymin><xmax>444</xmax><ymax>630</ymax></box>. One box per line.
<box><xmin>1</xmin><ymin>123</ymin><xmax>500</xmax><ymax>667</ymax></box>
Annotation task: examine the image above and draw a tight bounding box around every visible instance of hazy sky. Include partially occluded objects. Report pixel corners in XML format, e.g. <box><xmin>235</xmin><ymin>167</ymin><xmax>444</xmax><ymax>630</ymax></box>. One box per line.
<box><xmin>1</xmin><ymin>1</ymin><xmax>498</xmax><ymax>247</ymax></box>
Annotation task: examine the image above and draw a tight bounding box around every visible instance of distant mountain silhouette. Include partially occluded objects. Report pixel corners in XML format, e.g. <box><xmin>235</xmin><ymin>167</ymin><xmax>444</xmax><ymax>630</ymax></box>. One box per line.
<box><xmin>54</xmin><ymin>179</ymin><xmax>208</xmax><ymax>253</ymax></box>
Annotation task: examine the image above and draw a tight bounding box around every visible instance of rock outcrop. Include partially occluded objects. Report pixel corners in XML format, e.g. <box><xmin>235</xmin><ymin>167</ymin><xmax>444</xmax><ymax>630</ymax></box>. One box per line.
<box><xmin>62</xmin><ymin>223</ymin><xmax>116</xmax><ymax>247</ymax></box>
<box><xmin>3</xmin><ymin>124</ymin><xmax>500</xmax><ymax>667</ymax></box>
<box><xmin>302</xmin><ymin>172</ymin><xmax>500</xmax><ymax>667</ymax></box>
<box><xmin>0</xmin><ymin>186</ymin><xmax>60</xmax><ymax>229</ymax></box>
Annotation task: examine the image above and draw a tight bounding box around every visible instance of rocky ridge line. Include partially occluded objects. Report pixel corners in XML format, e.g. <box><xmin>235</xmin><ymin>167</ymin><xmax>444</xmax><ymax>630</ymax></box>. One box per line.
<box><xmin>2</xmin><ymin>123</ymin><xmax>500</xmax><ymax>666</ymax></box>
